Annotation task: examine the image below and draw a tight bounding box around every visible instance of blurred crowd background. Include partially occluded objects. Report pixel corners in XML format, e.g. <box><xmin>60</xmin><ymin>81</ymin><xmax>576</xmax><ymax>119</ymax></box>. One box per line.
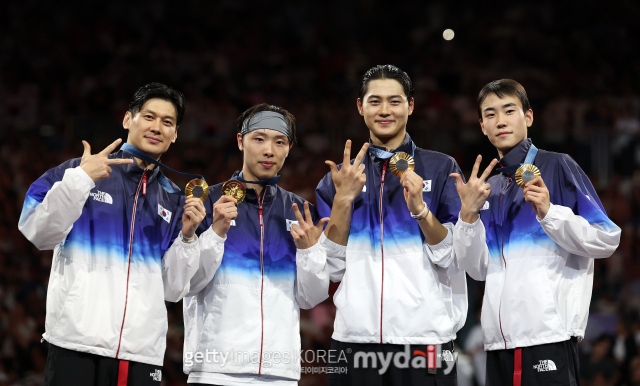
<box><xmin>1</xmin><ymin>0</ymin><xmax>640</xmax><ymax>385</ymax></box>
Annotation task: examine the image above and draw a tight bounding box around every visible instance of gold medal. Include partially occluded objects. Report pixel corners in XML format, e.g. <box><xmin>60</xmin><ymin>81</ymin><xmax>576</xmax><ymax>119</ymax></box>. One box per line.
<box><xmin>389</xmin><ymin>153</ymin><xmax>415</xmax><ymax>178</ymax></box>
<box><xmin>185</xmin><ymin>179</ymin><xmax>210</xmax><ymax>201</ymax></box>
<box><xmin>515</xmin><ymin>164</ymin><xmax>541</xmax><ymax>188</ymax></box>
<box><xmin>221</xmin><ymin>180</ymin><xmax>246</xmax><ymax>204</ymax></box>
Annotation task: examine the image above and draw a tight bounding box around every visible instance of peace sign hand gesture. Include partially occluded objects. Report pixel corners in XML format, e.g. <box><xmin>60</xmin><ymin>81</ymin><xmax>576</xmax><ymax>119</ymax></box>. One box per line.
<box><xmin>80</xmin><ymin>138</ymin><xmax>133</xmax><ymax>183</ymax></box>
<box><xmin>325</xmin><ymin>140</ymin><xmax>369</xmax><ymax>204</ymax></box>
<box><xmin>450</xmin><ymin>155</ymin><xmax>498</xmax><ymax>223</ymax></box>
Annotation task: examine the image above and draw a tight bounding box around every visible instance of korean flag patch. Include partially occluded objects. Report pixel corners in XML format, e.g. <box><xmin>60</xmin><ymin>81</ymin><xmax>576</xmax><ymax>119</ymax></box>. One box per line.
<box><xmin>286</xmin><ymin>219</ymin><xmax>299</xmax><ymax>231</ymax></box>
<box><xmin>158</xmin><ymin>204</ymin><xmax>172</xmax><ymax>224</ymax></box>
<box><xmin>422</xmin><ymin>180</ymin><xmax>432</xmax><ymax>192</ymax></box>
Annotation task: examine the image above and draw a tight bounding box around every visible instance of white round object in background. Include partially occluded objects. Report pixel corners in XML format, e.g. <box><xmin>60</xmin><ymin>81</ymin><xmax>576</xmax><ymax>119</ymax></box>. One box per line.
<box><xmin>443</xmin><ymin>29</ymin><xmax>455</xmax><ymax>40</ymax></box>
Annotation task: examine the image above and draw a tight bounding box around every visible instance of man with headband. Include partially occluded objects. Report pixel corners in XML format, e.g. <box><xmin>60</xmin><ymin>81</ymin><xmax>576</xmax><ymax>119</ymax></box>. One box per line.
<box><xmin>450</xmin><ymin>79</ymin><xmax>620</xmax><ymax>386</ymax></box>
<box><xmin>19</xmin><ymin>83</ymin><xmax>213</xmax><ymax>385</ymax></box>
<box><xmin>182</xmin><ymin>103</ymin><xmax>329</xmax><ymax>385</ymax></box>
<box><xmin>316</xmin><ymin>65</ymin><xmax>466</xmax><ymax>385</ymax></box>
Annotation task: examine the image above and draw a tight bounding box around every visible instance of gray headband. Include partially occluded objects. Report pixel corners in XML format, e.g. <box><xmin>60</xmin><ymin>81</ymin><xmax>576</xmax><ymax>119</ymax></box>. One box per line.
<box><xmin>240</xmin><ymin>111</ymin><xmax>292</xmax><ymax>142</ymax></box>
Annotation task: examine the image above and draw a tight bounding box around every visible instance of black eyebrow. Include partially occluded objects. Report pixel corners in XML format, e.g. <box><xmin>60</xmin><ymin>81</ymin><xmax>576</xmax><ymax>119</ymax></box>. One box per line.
<box><xmin>483</xmin><ymin>103</ymin><xmax>517</xmax><ymax>114</ymax></box>
<box><xmin>140</xmin><ymin>109</ymin><xmax>176</xmax><ymax>121</ymax></box>
<box><xmin>367</xmin><ymin>94</ymin><xmax>404</xmax><ymax>100</ymax></box>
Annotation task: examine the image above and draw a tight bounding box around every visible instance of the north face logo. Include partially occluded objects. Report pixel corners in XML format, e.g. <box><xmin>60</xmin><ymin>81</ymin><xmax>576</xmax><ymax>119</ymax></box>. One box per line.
<box><xmin>150</xmin><ymin>369</ymin><xmax>162</xmax><ymax>381</ymax></box>
<box><xmin>533</xmin><ymin>360</ymin><xmax>557</xmax><ymax>372</ymax></box>
<box><xmin>438</xmin><ymin>350</ymin><xmax>455</xmax><ymax>362</ymax></box>
<box><xmin>89</xmin><ymin>191</ymin><xmax>113</xmax><ymax>204</ymax></box>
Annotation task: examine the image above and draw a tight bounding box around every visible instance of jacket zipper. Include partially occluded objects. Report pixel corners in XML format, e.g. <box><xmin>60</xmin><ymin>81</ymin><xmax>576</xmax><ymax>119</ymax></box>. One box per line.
<box><xmin>116</xmin><ymin>169</ymin><xmax>146</xmax><ymax>358</ymax></box>
<box><xmin>379</xmin><ymin>161</ymin><xmax>387</xmax><ymax>344</ymax></box>
<box><xmin>258</xmin><ymin>188</ymin><xmax>266</xmax><ymax>374</ymax></box>
<box><xmin>498</xmin><ymin>175</ymin><xmax>510</xmax><ymax>349</ymax></box>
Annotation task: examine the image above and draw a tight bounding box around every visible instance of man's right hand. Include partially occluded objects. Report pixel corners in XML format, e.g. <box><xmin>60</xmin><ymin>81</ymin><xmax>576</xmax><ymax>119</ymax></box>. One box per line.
<box><xmin>325</xmin><ymin>140</ymin><xmax>369</xmax><ymax>204</ymax></box>
<box><xmin>211</xmin><ymin>196</ymin><xmax>238</xmax><ymax>238</ymax></box>
<box><xmin>80</xmin><ymin>138</ymin><xmax>133</xmax><ymax>183</ymax></box>
<box><xmin>450</xmin><ymin>155</ymin><xmax>498</xmax><ymax>224</ymax></box>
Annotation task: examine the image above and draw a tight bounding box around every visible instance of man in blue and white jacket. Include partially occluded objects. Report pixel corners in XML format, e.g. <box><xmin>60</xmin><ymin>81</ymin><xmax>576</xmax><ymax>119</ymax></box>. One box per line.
<box><xmin>316</xmin><ymin>65</ymin><xmax>466</xmax><ymax>385</ymax></box>
<box><xmin>449</xmin><ymin>79</ymin><xmax>621</xmax><ymax>386</ymax></box>
<box><xmin>19</xmin><ymin>83</ymin><xmax>214</xmax><ymax>385</ymax></box>
<box><xmin>182</xmin><ymin>104</ymin><xmax>329</xmax><ymax>385</ymax></box>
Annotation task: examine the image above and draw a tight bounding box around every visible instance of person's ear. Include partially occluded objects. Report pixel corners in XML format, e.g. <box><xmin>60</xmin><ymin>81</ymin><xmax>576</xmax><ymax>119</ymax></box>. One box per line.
<box><xmin>123</xmin><ymin>111</ymin><xmax>132</xmax><ymax>130</ymax></box>
<box><xmin>408</xmin><ymin>98</ymin><xmax>415</xmax><ymax>115</ymax></box>
<box><xmin>357</xmin><ymin>98</ymin><xmax>364</xmax><ymax>116</ymax></box>
<box><xmin>237</xmin><ymin>133</ymin><xmax>243</xmax><ymax>151</ymax></box>
<box><xmin>525</xmin><ymin>109</ymin><xmax>534</xmax><ymax>127</ymax></box>
<box><xmin>171</xmin><ymin>126</ymin><xmax>178</xmax><ymax>143</ymax></box>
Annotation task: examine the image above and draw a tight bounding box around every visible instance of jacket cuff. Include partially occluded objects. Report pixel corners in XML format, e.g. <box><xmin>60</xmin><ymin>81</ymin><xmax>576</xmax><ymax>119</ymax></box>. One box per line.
<box><xmin>319</xmin><ymin>232</ymin><xmax>347</xmax><ymax>256</ymax></box>
<box><xmin>537</xmin><ymin>203</ymin><xmax>558</xmax><ymax>224</ymax></box>
<box><xmin>72</xmin><ymin>166</ymin><xmax>96</xmax><ymax>190</ymax></box>
<box><xmin>296</xmin><ymin>240</ymin><xmax>322</xmax><ymax>256</ymax></box>
<box><xmin>456</xmin><ymin>211</ymin><xmax>482</xmax><ymax>228</ymax></box>
<box><xmin>427</xmin><ymin>225</ymin><xmax>453</xmax><ymax>250</ymax></box>
<box><xmin>177</xmin><ymin>231</ymin><xmax>199</xmax><ymax>248</ymax></box>
<box><xmin>204</xmin><ymin>226</ymin><xmax>227</xmax><ymax>243</ymax></box>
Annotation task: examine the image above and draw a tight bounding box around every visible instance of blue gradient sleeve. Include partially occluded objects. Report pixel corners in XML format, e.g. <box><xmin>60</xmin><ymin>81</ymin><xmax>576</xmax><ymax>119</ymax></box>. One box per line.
<box><xmin>436</xmin><ymin>158</ymin><xmax>464</xmax><ymax>225</ymax></box>
<box><xmin>315</xmin><ymin>172</ymin><xmax>335</xmax><ymax>223</ymax></box>
<box><xmin>555</xmin><ymin>155</ymin><xmax>617</xmax><ymax>232</ymax></box>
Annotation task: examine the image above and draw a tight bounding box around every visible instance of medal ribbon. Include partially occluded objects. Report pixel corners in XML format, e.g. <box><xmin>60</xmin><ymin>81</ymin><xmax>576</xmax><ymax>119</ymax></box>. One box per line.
<box><xmin>496</xmin><ymin>143</ymin><xmax>538</xmax><ymax>176</ymax></box>
<box><xmin>368</xmin><ymin>141</ymin><xmax>416</xmax><ymax>160</ymax></box>
<box><xmin>121</xmin><ymin>143</ymin><xmax>205</xmax><ymax>194</ymax></box>
<box><xmin>232</xmin><ymin>171</ymin><xmax>280</xmax><ymax>186</ymax></box>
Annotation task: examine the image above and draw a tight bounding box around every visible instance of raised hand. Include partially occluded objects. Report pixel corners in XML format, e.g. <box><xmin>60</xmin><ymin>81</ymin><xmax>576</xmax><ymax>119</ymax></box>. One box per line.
<box><xmin>325</xmin><ymin>140</ymin><xmax>369</xmax><ymax>204</ymax></box>
<box><xmin>290</xmin><ymin>202</ymin><xmax>330</xmax><ymax>250</ymax></box>
<box><xmin>523</xmin><ymin>176</ymin><xmax>551</xmax><ymax>219</ymax></box>
<box><xmin>182</xmin><ymin>198</ymin><xmax>207</xmax><ymax>239</ymax></box>
<box><xmin>400</xmin><ymin>170</ymin><xmax>428</xmax><ymax>218</ymax></box>
<box><xmin>450</xmin><ymin>155</ymin><xmax>498</xmax><ymax>223</ymax></box>
<box><xmin>80</xmin><ymin>138</ymin><xmax>133</xmax><ymax>183</ymax></box>
<box><xmin>211</xmin><ymin>195</ymin><xmax>238</xmax><ymax>238</ymax></box>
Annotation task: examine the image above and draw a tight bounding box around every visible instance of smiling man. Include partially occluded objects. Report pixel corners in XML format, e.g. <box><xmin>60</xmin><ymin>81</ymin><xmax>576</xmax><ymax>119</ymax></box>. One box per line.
<box><xmin>19</xmin><ymin>83</ymin><xmax>208</xmax><ymax>385</ymax></box>
<box><xmin>315</xmin><ymin>65</ymin><xmax>467</xmax><ymax>385</ymax></box>
<box><xmin>182</xmin><ymin>104</ymin><xmax>329</xmax><ymax>385</ymax></box>
<box><xmin>450</xmin><ymin>79</ymin><xmax>621</xmax><ymax>386</ymax></box>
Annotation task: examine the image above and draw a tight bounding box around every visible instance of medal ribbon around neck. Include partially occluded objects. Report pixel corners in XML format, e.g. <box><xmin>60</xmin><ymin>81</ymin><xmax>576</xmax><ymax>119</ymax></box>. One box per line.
<box><xmin>369</xmin><ymin>142</ymin><xmax>417</xmax><ymax>178</ymax></box>
<box><xmin>496</xmin><ymin>143</ymin><xmax>540</xmax><ymax>188</ymax></box>
<box><xmin>121</xmin><ymin>143</ymin><xmax>207</xmax><ymax>198</ymax></box>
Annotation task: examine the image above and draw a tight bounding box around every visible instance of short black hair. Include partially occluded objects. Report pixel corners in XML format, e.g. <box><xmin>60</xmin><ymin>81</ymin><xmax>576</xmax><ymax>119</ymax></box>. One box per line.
<box><xmin>359</xmin><ymin>65</ymin><xmax>414</xmax><ymax>101</ymax></box>
<box><xmin>128</xmin><ymin>82</ymin><xmax>186</xmax><ymax>125</ymax></box>
<box><xmin>235</xmin><ymin>103</ymin><xmax>297</xmax><ymax>145</ymax></box>
<box><xmin>477</xmin><ymin>79</ymin><xmax>531</xmax><ymax>120</ymax></box>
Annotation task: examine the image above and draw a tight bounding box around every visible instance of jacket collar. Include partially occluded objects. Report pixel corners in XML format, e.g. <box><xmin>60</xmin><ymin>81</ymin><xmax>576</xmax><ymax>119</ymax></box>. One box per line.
<box><xmin>119</xmin><ymin>150</ymin><xmax>162</xmax><ymax>184</ymax></box>
<box><xmin>368</xmin><ymin>133</ymin><xmax>414</xmax><ymax>159</ymax></box>
<box><xmin>497</xmin><ymin>138</ymin><xmax>532</xmax><ymax>173</ymax></box>
<box><xmin>232</xmin><ymin>171</ymin><xmax>276</xmax><ymax>205</ymax></box>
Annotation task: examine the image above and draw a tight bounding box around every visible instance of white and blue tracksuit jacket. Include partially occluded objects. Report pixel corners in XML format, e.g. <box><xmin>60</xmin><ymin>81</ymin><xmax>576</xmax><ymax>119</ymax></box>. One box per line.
<box><xmin>18</xmin><ymin>149</ymin><xmax>202</xmax><ymax>366</ymax></box>
<box><xmin>182</xmin><ymin>179</ymin><xmax>329</xmax><ymax>380</ymax></box>
<box><xmin>451</xmin><ymin>138</ymin><xmax>621</xmax><ymax>351</ymax></box>
<box><xmin>315</xmin><ymin>133</ymin><xmax>468</xmax><ymax>345</ymax></box>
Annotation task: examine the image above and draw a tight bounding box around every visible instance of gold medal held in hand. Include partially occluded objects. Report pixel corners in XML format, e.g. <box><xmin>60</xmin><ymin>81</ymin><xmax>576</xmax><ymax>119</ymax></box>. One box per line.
<box><xmin>185</xmin><ymin>179</ymin><xmax>209</xmax><ymax>201</ymax></box>
<box><xmin>389</xmin><ymin>153</ymin><xmax>415</xmax><ymax>178</ymax></box>
<box><xmin>515</xmin><ymin>164</ymin><xmax>541</xmax><ymax>188</ymax></box>
<box><xmin>222</xmin><ymin>180</ymin><xmax>246</xmax><ymax>204</ymax></box>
